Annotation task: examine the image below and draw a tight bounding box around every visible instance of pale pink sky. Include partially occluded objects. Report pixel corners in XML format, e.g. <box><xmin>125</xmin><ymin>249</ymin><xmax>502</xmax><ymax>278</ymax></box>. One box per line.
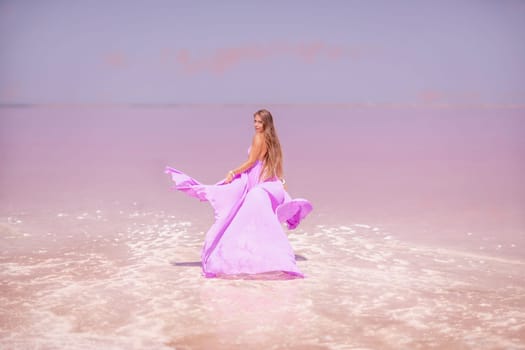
<box><xmin>1</xmin><ymin>0</ymin><xmax>524</xmax><ymax>104</ymax></box>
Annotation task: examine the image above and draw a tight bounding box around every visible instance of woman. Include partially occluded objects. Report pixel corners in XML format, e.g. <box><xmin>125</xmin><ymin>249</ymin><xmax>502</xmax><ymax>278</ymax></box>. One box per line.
<box><xmin>165</xmin><ymin>109</ymin><xmax>312</xmax><ymax>278</ymax></box>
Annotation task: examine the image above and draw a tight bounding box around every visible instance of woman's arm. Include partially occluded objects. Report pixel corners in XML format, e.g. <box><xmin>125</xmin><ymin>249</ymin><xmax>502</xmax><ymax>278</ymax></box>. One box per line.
<box><xmin>224</xmin><ymin>134</ymin><xmax>264</xmax><ymax>183</ymax></box>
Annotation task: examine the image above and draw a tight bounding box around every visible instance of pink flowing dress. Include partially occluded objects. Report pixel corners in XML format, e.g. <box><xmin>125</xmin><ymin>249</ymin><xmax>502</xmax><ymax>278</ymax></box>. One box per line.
<box><xmin>165</xmin><ymin>156</ymin><xmax>312</xmax><ymax>278</ymax></box>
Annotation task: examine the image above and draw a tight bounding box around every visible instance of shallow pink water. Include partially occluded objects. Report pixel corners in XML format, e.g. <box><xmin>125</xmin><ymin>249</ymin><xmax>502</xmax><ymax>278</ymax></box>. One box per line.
<box><xmin>1</xmin><ymin>105</ymin><xmax>524</xmax><ymax>349</ymax></box>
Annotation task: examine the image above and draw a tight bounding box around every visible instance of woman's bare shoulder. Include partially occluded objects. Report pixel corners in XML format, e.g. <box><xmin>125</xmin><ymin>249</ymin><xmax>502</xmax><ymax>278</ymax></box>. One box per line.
<box><xmin>252</xmin><ymin>133</ymin><xmax>264</xmax><ymax>144</ymax></box>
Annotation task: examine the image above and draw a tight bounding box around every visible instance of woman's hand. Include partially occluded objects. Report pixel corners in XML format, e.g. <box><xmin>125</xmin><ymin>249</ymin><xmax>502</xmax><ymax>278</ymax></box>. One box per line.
<box><xmin>224</xmin><ymin>170</ymin><xmax>235</xmax><ymax>184</ymax></box>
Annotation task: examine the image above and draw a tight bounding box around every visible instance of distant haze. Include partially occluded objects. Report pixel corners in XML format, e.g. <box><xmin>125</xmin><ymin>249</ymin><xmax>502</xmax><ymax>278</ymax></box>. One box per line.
<box><xmin>1</xmin><ymin>0</ymin><xmax>524</xmax><ymax>105</ymax></box>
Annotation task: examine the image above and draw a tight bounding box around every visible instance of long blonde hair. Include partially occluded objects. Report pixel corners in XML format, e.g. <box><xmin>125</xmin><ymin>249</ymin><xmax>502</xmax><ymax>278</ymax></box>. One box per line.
<box><xmin>255</xmin><ymin>109</ymin><xmax>283</xmax><ymax>181</ymax></box>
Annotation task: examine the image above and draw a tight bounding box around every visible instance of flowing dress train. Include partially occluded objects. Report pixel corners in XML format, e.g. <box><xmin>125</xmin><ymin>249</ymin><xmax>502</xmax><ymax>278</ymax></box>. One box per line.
<box><xmin>165</xmin><ymin>159</ymin><xmax>312</xmax><ymax>278</ymax></box>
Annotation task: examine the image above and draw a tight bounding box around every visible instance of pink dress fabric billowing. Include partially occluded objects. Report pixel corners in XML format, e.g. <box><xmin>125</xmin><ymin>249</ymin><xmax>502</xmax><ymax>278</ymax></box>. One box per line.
<box><xmin>165</xmin><ymin>158</ymin><xmax>312</xmax><ymax>278</ymax></box>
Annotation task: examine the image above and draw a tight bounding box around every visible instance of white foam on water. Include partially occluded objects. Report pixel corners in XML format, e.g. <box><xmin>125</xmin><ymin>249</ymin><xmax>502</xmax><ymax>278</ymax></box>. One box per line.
<box><xmin>1</xmin><ymin>210</ymin><xmax>524</xmax><ymax>349</ymax></box>
<box><xmin>354</xmin><ymin>224</ymin><xmax>371</xmax><ymax>229</ymax></box>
